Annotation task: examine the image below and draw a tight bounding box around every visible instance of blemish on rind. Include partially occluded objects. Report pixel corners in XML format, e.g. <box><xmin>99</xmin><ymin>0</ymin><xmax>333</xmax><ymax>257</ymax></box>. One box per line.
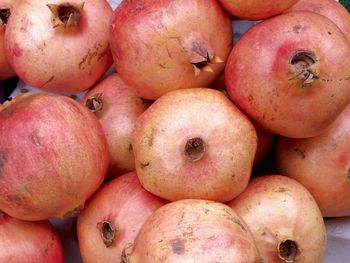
<box><xmin>28</xmin><ymin>131</ymin><xmax>41</xmax><ymax>146</ymax></box>
<box><xmin>276</xmin><ymin>187</ymin><xmax>287</xmax><ymax>193</ymax></box>
<box><xmin>0</xmin><ymin>152</ymin><xmax>6</xmax><ymax>177</ymax></box>
<box><xmin>294</xmin><ymin>148</ymin><xmax>306</xmax><ymax>159</ymax></box>
<box><xmin>293</xmin><ymin>24</ymin><xmax>302</xmax><ymax>33</ymax></box>
<box><xmin>222</xmin><ymin>208</ymin><xmax>246</xmax><ymax>232</ymax></box>
<box><xmin>170</xmin><ymin>239</ymin><xmax>185</xmax><ymax>255</ymax></box>
<box><xmin>148</xmin><ymin>129</ymin><xmax>155</xmax><ymax>147</ymax></box>
<box><xmin>140</xmin><ymin>162</ymin><xmax>150</xmax><ymax>169</ymax></box>
<box><xmin>79</xmin><ymin>43</ymin><xmax>106</xmax><ymax>70</ymax></box>
<box><xmin>42</xmin><ymin>75</ymin><xmax>55</xmax><ymax>87</ymax></box>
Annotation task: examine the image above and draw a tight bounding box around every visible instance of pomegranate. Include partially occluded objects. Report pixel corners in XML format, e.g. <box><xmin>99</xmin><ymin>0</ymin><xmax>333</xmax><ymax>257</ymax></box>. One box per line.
<box><xmin>277</xmin><ymin>103</ymin><xmax>350</xmax><ymax>217</ymax></box>
<box><xmin>0</xmin><ymin>211</ymin><xmax>64</xmax><ymax>262</ymax></box>
<box><xmin>228</xmin><ymin>175</ymin><xmax>326</xmax><ymax>263</ymax></box>
<box><xmin>0</xmin><ymin>0</ymin><xmax>15</xmax><ymax>80</ymax></box>
<box><xmin>82</xmin><ymin>74</ymin><xmax>149</xmax><ymax>177</ymax></box>
<box><xmin>217</xmin><ymin>0</ymin><xmax>299</xmax><ymax>20</ymax></box>
<box><xmin>0</xmin><ymin>93</ymin><xmax>109</xmax><ymax>221</ymax></box>
<box><xmin>287</xmin><ymin>0</ymin><xmax>350</xmax><ymax>40</ymax></box>
<box><xmin>5</xmin><ymin>0</ymin><xmax>113</xmax><ymax>93</ymax></box>
<box><xmin>132</xmin><ymin>88</ymin><xmax>257</xmax><ymax>202</ymax></box>
<box><xmin>110</xmin><ymin>0</ymin><xmax>233</xmax><ymax>99</ymax></box>
<box><xmin>77</xmin><ymin>172</ymin><xmax>167</xmax><ymax>263</ymax></box>
<box><xmin>226</xmin><ymin>11</ymin><xmax>350</xmax><ymax>138</ymax></box>
<box><xmin>123</xmin><ymin>199</ymin><xmax>261</xmax><ymax>263</ymax></box>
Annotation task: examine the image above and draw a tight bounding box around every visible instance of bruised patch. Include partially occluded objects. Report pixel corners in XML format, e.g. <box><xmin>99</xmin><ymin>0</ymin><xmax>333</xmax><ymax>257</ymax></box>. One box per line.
<box><xmin>0</xmin><ymin>152</ymin><xmax>7</xmax><ymax>176</ymax></box>
<box><xmin>12</xmin><ymin>43</ymin><xmax>23</xmax><ymax>57</ymax></box>
<box><xmin>293</xmin><ymin>24</ymin><xmax>302</xmax><ymax>33</ymax></box>
<box><xmin>28</xmin><ymin>130</ymin><xmax>41</xmax><ymax>146</ymax></box>
<box><xmin>6</xmin><ymin>194</ymin><xmax>22</xmax><ymax>205</ymax></box>
<box><xmin>170</xmin><ymin>238</ymin><xmax>185</xmax><ymax>255</ymax></box>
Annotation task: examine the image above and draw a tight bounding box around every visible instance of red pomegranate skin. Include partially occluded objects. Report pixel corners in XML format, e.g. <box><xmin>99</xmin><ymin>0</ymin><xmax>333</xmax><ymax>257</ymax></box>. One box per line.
<box><xmin>0</xmin><ymin>211</ymin><xmax>64</xmax><ymax>263</ymax></box>
<box><xmin>226</xmin><ymin>11</ymin><xmax>350</xmax><ymax>138</ymax></box>
<box><xmin>77</xmin><ymin>172</ymin><xmax>167</xmax><ymax>263</ymax></box>
<box><xmin>0</xmin><ymin>93</ymin><xmax>109</xmax><ymax>221</ymax></box>
<box><xmin>132</xmin><ymin>88</ymin><xmax>257</xmax><ymax>202</ymax></box>
<box><xmin>110</xmin><ymin>0</ymin><xmax>233</xmax><ymax>100</ymax></box>
<box><xmin>228</xmin><ymin>175</ymin><xmax>326</xmax><ymax>263</ymax></box>
<box><xmin>218</xmin><ymin>0</ymin><xmax>299</xmax><ymax>20</ymax></box>
<box><xmin>0</xmin><ymin>0</ymin><xmax>15</xmax><ymax>80</ymax></box>
<box><xmin>82</xmin><ymin>74</ymin><xmax>149</xmax><ymax>177</ymax></box>
<box><xmin>126</xmin><ymin>199</ymin><xmax>262</xmax><ymax>263</ymax></box>
<box><xmin>4</xmin><ymin>0</ymin><xmax>113</xmax><ymax>93</ymax></box>
<box><xmin>277</xmin><ymin>103</ymin><xmax>350</xmax><ymax>217</ymax></box>
<box><xmin>286</xmin><ymin>0</ymin><xmax>350</xmax><ymax>40</ymax></box>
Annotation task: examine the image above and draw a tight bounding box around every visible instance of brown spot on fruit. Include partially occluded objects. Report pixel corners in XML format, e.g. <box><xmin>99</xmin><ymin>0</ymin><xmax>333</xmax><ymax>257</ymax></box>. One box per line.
<box><xmin>277</xmin><ymin>187</ymin><xmax>287</xmax><ymax>193</ymax></box>
<box><xmin>97</xmin><ymin>221</ymin><xmax>117</xmax><ymax>248</ymax></box>
<box><xmin>140</xmin><ymin>162</ymin><xmax>150</xmax><ymax>169</ymax></box>
<box><xmin>170</xmin><ymin>239</ymin><xmax>185</xmax><ymax>255</ymax></box>
<box><xmin>0</xmin><ymin>152</ymin><xmax>7</xmax><ymax>177</ymax></box>
<box><xmin>148</xmin><ymin>129</ymin><xmax>155</xmax><ymax>147</ymax></box>
<box><xmin>78</xmin><ymin>42</ymin><xmax>104</xmax><ymax>70</ymax></box>
<box><xmin>293</xmin><ymin>24</ymin><xmax>302</xmax><ymax>33</ymax></box>
<box><xmin>294</xmin><ymin>148</ymin><xmax>306</xmax><ymax>159</ymax></box>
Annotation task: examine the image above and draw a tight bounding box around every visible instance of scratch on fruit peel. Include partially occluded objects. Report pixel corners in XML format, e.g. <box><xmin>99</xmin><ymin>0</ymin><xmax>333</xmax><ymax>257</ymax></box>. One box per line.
<box><xmin>41</xmin><ymin>75</ymin><xmax>55</xmax><ymax>87</ymax></box>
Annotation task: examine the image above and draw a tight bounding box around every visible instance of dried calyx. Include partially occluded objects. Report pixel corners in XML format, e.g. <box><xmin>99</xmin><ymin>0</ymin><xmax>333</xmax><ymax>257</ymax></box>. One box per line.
<box><xmin>290</xmin><ymin>50</ymin><xmax>319</xmax><ymax>85</ymax></box>
<box><xmin>278</xmin><ymin>239</ymin><xmax>300</xmax><ymax>262</ymax></box>
<box><xmin>191</xmin><ymin>52</ymin><xmax>223</xmax><ymax>77</ymax></box>
<box><xmin>0</xmin><ymin>8</ymin><xmax>11</xmax><ymax>26</ymax></box>
<box><xmin>184</xmin><ymin>137</ymin><xmax>206</xmax><ymax>161</ymax></box>
<box><xmin>47</xmin><ymin>2</ymin><xmax>85</xmax><ymax>28</ymax></box>
<box><xmin>86</xmin><ymin>93</ymin><xmax>103</xmax><ymax>113</ymax></box>
<box><xmin>97</xmin><ymin>221</ymin><xmax>116</xmax><ymax>248</ymax></box>
<box><xmin>121</xmin><ymin>243</ymin><xmax>133</xmax><ymax>263</ymax></box>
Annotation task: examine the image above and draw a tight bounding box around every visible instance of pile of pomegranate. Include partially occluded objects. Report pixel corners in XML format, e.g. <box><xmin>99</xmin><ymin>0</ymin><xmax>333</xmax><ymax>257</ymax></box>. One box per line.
<box><xmin>1</xmin><ymin>0</ymin><xmax>350</xmax><ymax>262</ymax></box>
